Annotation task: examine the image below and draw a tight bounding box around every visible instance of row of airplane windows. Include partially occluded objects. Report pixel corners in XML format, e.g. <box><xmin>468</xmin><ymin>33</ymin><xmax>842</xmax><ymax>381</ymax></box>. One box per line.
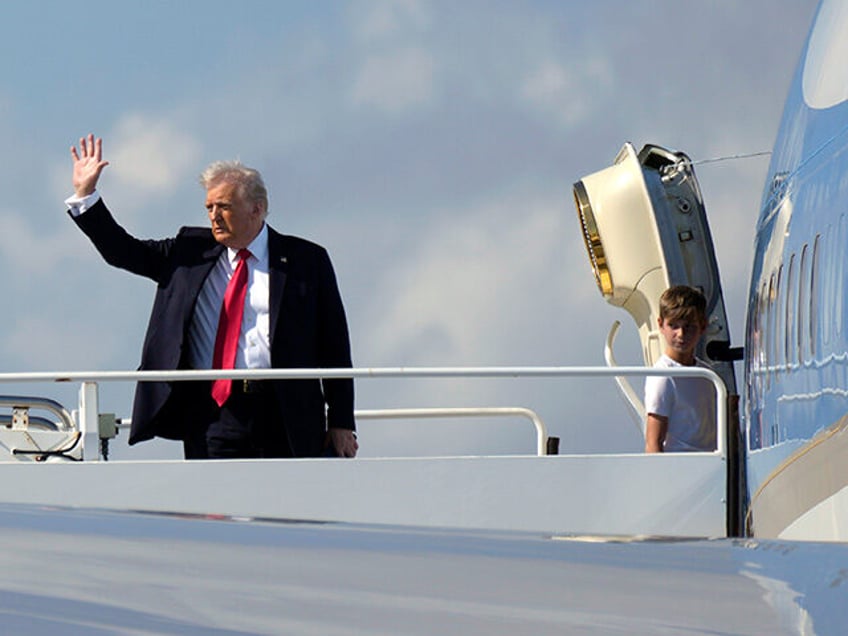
<box><xmin>749</xmin><ymin>235</ymin><xmax>824</xmax><ymax>378</ymax></box>
<box><xmin>750</xmin><ymin>220</ymin><xmax>848</xmax><ymax>385</ymax></box>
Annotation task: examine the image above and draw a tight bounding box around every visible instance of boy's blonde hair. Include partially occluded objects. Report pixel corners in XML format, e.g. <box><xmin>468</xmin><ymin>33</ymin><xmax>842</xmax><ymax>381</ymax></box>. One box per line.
<box><xmin>659</xmin><ymin>285</ymin><xmax>707</xmax><ymax>324</ymax></box>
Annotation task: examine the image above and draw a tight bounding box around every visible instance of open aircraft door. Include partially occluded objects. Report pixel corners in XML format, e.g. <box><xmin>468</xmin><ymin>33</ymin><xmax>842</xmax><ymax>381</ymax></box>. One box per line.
<box><xmin>573</xmin><ymin>143</ymin><xmax>744</xmax><ymax>535</ymax></box>
<box><xmin>573</xmin><ymin>143</ymin><xmax>738</xmax><ymax>415</ymax></box>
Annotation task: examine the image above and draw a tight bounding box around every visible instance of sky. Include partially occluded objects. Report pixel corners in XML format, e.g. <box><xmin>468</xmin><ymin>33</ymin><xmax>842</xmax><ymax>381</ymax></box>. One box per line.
<box><xmin>0</xmin><ymin>0</ymin><xmax>820</xmax><ymax>459</ymax></box>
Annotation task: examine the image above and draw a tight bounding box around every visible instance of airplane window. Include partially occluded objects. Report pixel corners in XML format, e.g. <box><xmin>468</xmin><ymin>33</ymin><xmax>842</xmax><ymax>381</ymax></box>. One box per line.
<box><xmin>836</xmin><ymin>214</ymin><xmax>847</xmax><ymax>340</ymax></box>
<box><xmin>810</xmin><ymin>235</ymin><xmax>821</xmax><ymax>358</ymax></box>
<box><xmin>775</xmin><ymin>264</ymin><xmax>785</xmax><ymax>372</ymax></box>
<box><xmin>754</xmin><ymin>282</ymin><xmax>763</xmax><ymax>381</ymax></box>
<box><xmin>754</xmin><ymin>281</ymin><xmax>766</xmax><ymax>391</ymax></box>
<box><xmin>798</xmin><ymin>244</ymin><xmax>809</xmax><ymax>364</ymax></box>
<box><xmin>767</xmin><ymin>273</ymin><xmax>776</xmax><ymax>386</ymax></box>
<box><xmin>785</xmin><ymin>254</ymin><xmax>796</xmax><ymax>371</ymax></box>
<box><xmin>820</xmin><ymin>228</ymin><xmax>832</xmax><ymax>347</ymax></box>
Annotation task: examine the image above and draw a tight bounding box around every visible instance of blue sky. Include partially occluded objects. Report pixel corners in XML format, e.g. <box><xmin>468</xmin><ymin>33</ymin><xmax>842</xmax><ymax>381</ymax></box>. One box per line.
<box><xmin>0</xmin><ymin>0</ymin><xmax>819</xmax><ymax>457</ymax></box>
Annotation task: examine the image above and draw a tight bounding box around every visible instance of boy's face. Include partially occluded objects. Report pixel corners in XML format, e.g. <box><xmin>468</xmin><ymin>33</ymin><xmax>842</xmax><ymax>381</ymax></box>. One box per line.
<box><xmin>658</xmin><ymin>316</ymin><xmax>706</xmax><ymax>360</ymax></box>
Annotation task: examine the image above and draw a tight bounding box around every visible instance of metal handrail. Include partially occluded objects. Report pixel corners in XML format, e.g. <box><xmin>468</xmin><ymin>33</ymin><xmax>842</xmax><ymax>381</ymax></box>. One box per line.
<box><xmin>355</xmin><ymin>407</ymin><xmax>548</xmax><ymax>456</ymax></box>
<box><xmin>0</xmin><ymin>365</ymin><xmax>728</xmax><ymax>456</ymax></box>
<box><xmin>0</xmin><ymin>395</ymin><xmax>75</xmax><ymax>431</ymax></box>
<box><xmin>0</xmin><ymin>415</ymin><xmax>59</xmax><ymax>431</ymax></box>
<box><xmin>115</xmin><ymin>406</ymin><xmax>549</xmax><ymax>456</ymax></box>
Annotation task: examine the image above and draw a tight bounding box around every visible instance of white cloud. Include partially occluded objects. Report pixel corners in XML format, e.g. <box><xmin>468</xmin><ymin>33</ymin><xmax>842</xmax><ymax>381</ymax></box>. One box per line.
<box><xmin>108</xmin><ymin>114</ymin><xmax>202</xmax><ymax>195</ymax></box>
<box><xmin>521</xmin><ymin>57</ymin><xmax>613</xmax><ymax>128</ymax></box>
<box><xmin>364</xmin><ymin>190</ymin><xmax>569</xmax><ymax>365</ymax></box>
<box><xmin>0</xmin><ymin>210</ymin><xmax>93</xmax><ymax>275</ymax></box>
<box><xmin>352</xmin><ymin>0</ymin><xmax>431</xmax><ymax>41</ymax></box>
<box><xmin>350</xmin><ymin>187</ymin><xmax>644</xmax><ymax>457</ymax></box>
<box><xmin>49</xmin><ymin>157</ymin><xmax>73</xmax><ymax>205</ymax></box>
<box><xmin>348</xmin><ymin>0</ymin><xmax>436</xmax><ymax>115</ymax></box>
<box><xmin>351</xmin><ymin>47</ymin><xmax>436</xmax><ymax>113</ymax></box>
<box><xmin>0</xmin><ymin>1</ymin><xmax>813</xmax><ymax>460</ymax></box>
<box><xmin>3</xmin><ymin>314</ymin><xmax>120</xmax><ymax>371</ymax></box>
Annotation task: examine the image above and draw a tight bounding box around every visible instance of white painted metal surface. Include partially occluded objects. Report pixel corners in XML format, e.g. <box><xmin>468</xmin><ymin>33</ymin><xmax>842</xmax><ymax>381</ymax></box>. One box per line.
<box><xmin>0</xmin><ymin>366</ymin><xmax>730</xmax><ymax>538</ymax></box>
<box><xmin>0</xmin><ymin>452</ymin><xmax>727</xmax><ymax>537</ymax></box>
<box><xmin>0</xmin><ymin>504</ymin><xmax>844</xmax><ymax>635</ymax></box>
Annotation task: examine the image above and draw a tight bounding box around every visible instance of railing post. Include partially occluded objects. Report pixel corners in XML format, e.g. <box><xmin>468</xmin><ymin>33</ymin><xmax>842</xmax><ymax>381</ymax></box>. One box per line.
<box><xmin>79</xmin><ymin>382</ymin><xmax>100</xmax><ymax>462</ymax></box>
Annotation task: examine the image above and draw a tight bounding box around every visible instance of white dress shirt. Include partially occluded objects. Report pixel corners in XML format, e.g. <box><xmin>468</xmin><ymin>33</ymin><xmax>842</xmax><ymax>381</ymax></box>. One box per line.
<box><xmin>65</xmin><ymin>190</ymin><xmax>272</xmax><ymax>370</ymax></box>
<box><xmin>187</xmin><ymin>224</ymin><xmax>271</xmax><ymax>370</ymax></box>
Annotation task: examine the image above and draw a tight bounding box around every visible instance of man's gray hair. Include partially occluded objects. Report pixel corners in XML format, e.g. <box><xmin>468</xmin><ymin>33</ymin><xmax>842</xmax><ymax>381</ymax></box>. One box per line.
<box><xmin>199</xmin><ymin>160</ymin><xmax>269</xmax><ymax>216</ymax></box>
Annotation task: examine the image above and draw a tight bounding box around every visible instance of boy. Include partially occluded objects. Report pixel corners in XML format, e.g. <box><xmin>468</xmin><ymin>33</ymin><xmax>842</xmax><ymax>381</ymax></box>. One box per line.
<box><xmin>644</xmin><ymin>285</ymin><xmax>716</xmax><ymax>453</ymax></box>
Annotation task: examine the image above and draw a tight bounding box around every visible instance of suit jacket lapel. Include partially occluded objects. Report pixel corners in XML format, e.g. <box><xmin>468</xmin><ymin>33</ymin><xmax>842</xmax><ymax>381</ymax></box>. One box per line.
<box><xmin>268</xmin><ymin>226</ymin><xmax>289</xmax><ymax>341</ymax></box>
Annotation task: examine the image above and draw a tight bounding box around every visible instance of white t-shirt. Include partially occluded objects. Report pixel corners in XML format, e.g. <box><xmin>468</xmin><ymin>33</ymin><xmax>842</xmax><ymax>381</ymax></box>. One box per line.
<box><xmin>644</xmin><ymin>354</ymin><xmax>716</xmax><ymax>452</ymax></box>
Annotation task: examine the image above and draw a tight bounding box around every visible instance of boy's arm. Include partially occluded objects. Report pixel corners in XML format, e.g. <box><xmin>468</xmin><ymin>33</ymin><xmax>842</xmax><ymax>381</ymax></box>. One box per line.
<box><xmin>645</xmin><ymin>414</ymin><xmax>668</xmax><ymax>453</ymax></box>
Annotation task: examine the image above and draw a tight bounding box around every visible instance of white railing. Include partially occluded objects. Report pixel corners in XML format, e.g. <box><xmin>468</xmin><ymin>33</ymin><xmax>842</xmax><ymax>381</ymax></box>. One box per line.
<box><xmin>115</xmin><ymin>406</ymin><xmax>550</xmax><ymax>456</ymax></box>
<box><xmin>355</xmin><ymin>407</ymin><xmax>548</xmax><ymax>456</ymax></box>
<box><xmin>0</xmin><ymin>395</ymin><xmax>75</xmax><ymax>431</ymax></box>
<box><xmin>0</xmin><ymin>366</ymin><xmax>728</xmax><ymax>460</ymax></box>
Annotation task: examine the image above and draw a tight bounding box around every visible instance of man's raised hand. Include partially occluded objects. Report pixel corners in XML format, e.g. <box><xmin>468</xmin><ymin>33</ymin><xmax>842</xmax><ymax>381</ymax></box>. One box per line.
<box><xmin>70</xmin><ymin>134</ymin><xmax>109</xmax><ymax>197</ymax></box>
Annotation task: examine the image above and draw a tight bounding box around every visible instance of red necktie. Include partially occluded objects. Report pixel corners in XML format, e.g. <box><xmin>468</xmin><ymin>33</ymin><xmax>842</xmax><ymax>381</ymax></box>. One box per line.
<box><xmin>211</xmin><ymin>249</ymin><xmax>251</xmax><ymax>406</ymax></box>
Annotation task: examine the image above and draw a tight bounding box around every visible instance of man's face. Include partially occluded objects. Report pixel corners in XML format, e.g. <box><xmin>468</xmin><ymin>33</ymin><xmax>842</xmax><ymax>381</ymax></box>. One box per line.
<box><xmin>205</xmin><ymin>180</ymin><xmax>265</xmax><ymax>249</ymax></box>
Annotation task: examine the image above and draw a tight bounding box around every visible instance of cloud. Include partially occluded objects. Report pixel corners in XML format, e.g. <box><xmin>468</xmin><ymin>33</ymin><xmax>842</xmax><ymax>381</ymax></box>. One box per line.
<box><xmin>351</xmin><ymin>0</ymin><xmax>431</xmax><ymax>41</ymax></box>
<box><xmin>3</xmin><ymin>314</ymin><xmax>121</xmax><ymax>371</ymax></box>
<box><xmin>351</xmin><ymin>47</ymin><xmax>436</xmax><ymax>114</ymax></box>
<box><xmin>349</xmin><ymin>185</ymin><xmax>644</xmax><ymax>457</ymax></box>
<box><xmin>0</xmin><ymin>210</ymin><xmax>93</xmax><ymax>275</ymax></box>
<box><xmin>108</xmin><ymin>114</ymin><xmax>202</xmax><ymax>196</ymax></box>
<box><xmin>0</xmin><ymin>1</ymin><xmax>817</xmax><ymax>459</ymax></box>
<box><xmin>363</xmin><ymin>188</ymin><xmax>569</xmax><ymax>366</ymax></box>
<box><xmin>347</xmin><ymin>0</ymin><xmax>436</xmax><ymax>115</ymax></box>
<box><xmin>520</xmin><ymin>57</ymin><xmax>614</xmax><ymax>128</ymax></box>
